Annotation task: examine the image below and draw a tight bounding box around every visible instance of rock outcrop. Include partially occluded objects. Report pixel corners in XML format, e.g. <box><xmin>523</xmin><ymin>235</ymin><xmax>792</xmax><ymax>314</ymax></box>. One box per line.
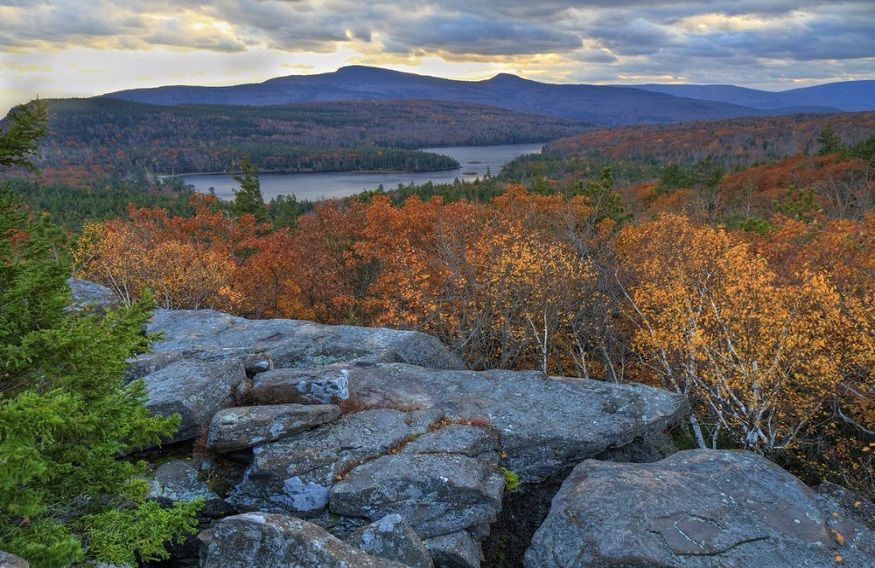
<box><xmin>142</xmin><ymin>358</ymin><xmax>247</xmax><ymax>443</ymax></box>
<box><xmin>61</xmin><ymin>282</ymin><xmax>873</xmax><ymax>568</ymax></box>
<box><xmin>330</xmin><ymin>453</ymin><xmax>505</xmax><ymax>539</ymax></box>
<box><xmin>133</xmin><ymin>308</ymin><xmax>466</xmax><ymax>379</ymax></box>
<box><xmin>344</xmin><ymin>362</ymin><xmax>688</xmax><ymax>483</ymax></box>
<box><xmin>213</xmin><ymin>361</ymin><xmax>687</xmax><ymax>564</ymax></box>
<box><xmin>205</xmin><ymin>403</ymin><xmax>340</xmax><ymax>452</ymax></box>
<box><xmin>0</xmin><ymin>551</ymin><xmax>29</xmax><ymax>568</ymax></box>
<box><xmin>67</xmin><ymin>277</ymin><xmax>122</xmax><ymax>313</ymax></box>
<box><xmin>128</xmin><ymin>308</ymin><xmax>688</xmax><ymax>565</ymax></box>
<box><xmin>525</xmin><ymin>449</ymin><xmax>875</xmax><ymax>567</ymax></box>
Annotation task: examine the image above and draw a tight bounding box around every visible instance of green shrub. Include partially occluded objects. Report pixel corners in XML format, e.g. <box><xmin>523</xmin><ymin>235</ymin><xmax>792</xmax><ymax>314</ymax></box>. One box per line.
<box><xmin>1</xmin><ymin>100</ymin><xmax>200</xmax><ymax>567</ymax></box>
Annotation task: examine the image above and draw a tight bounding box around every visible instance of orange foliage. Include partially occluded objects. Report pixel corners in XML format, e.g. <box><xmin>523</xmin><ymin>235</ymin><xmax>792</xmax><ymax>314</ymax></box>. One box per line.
<box><xmin>617</xmin><ymin>215</ymin><xmax>859</xmax><ymax>454</ymax></box>
<box><xmin>72</xmin><ymin>180</ymin><xmax>874</xmax><ymax>495</ymax></box>
<box><xmin>719</xmin><ymin>154</ymin><xmax>872</xmax><ymax>220</ymax></box>
<box><xmin>74</xmin><ymin>195</ymin><xmax>310</xmax><ymax>318</ymax></box>
<box><xmin>752</xmin><ymin>214</ymin><xmax>875</xmax><ymax>430</ymax></box>
<box><xmin>341</xmin><ymin>186</ymin><xmax>604</xmax><ymax>374</ymax></box>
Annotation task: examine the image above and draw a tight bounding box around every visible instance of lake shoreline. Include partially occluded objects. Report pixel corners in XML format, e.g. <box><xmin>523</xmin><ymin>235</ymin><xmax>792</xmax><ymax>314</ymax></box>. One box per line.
<box><xmin>181</xmin><ymin>142</ymin><xmax>545</xmax><ymax>202</ymax></box>
<box><xmin>161</xmin><ymin>166</ymin><xmax>461</xmax><ymax>178</ymax></box>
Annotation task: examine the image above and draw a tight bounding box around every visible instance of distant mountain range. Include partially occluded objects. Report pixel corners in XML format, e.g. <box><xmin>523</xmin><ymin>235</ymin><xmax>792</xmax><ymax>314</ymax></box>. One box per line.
<box><xmin>104</xmin><ymin>66</ymin><xmax>875</xmax><ymax>127</ymax></box>
<box><xmin>635</xmin><ymin>81</ymin><xmax>875</xmax><ymax>113</ymax></box>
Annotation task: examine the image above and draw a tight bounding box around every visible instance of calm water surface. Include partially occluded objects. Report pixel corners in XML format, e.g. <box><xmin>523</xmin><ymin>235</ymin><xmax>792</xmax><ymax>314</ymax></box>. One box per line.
<box><xmin>182</xmin><ymin>143</ymin><xmax>544</xmax><ymax>201</ymax></box>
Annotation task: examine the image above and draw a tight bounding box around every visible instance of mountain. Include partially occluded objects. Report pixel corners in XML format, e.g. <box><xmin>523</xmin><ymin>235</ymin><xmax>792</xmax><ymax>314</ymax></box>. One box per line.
<box><xmin>104</xmin><ymin>65</ymin><xmax>852</xmax><ymax>127</ymax></box>
<box><xmin>635</xmin><ymin>80</ymin><xmax>875</xmax><ymax>112</ymax></box>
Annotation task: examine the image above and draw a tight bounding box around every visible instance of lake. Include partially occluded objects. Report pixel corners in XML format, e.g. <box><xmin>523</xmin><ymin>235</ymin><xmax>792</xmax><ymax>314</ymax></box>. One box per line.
<box><xmin>181</xmin><ymin>142</ymin><xmax>544</xmax><ymax>202</ymax></box>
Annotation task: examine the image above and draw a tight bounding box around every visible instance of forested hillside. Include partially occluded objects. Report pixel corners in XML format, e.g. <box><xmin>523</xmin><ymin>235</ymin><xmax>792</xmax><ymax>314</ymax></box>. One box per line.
<box><xmin>503</xmin><ymin>111</ymin><xmax>875</xmax><ymax>186</ymax></box>
<box><xmin>29</xmin><ymin>97</ymin><xmax>587</xmax><ymax>185</ymax></box>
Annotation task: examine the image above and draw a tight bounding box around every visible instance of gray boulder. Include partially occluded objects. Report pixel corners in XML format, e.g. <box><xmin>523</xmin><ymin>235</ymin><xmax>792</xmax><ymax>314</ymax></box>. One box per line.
<box><xmin>227</xmin><ymin>409</ymin><xmax>416</xmax><ymax>516</ymax></box>
<box><xmin>134</xmin><ymin>309</ymin><xmax>464</xmax><ymax>377</ymax></box>
<box><xmin>525</xmin><ymin>450</ymin><xmax>875</xmax><ymax>567</ymax></box>
<box><xmin>337</xmin><ymin>362</ymin><xmax>688</xmax><ymax>482</ymax></box>
<box><xmin>344</xmin><ymin>514</ymin><xmax>434</xmax><ymax>568</ymax></box>
<box><xmin>330</xmin><ymin>453</ymin><xmax>504</xmax><ymax>539</ymax></box>
<box><xmin>142</xmin><ymin>358</ymin><xmax>246</xmax><ymax>443</ymax></box>
<box><xmin>198</xmin><ymin>513</ymin><xmax>407</xmax><ymax>568</ymax></box>
<box><xmin>67</xmin><ymin>278</ymin><xmax>121</xmax><ymax>313</ymax></box>
<box><xmin>249</xmin><ymin>367</ymin><xmax>351</xmax><ymax>405</ymax></box>
<box><xmin>0</xmin><ymin>551</ymin><xmax>28</xmax><ymax>568</ymax></box>
<box><xmin>205</xmin><ymin>403</ymin><xmax>340</xmax><ymax>452</ymax></box>
<box><xmin>814</xmin><ymin>481</ymin><xmax>875</xmax><ymax>532</ymax></box>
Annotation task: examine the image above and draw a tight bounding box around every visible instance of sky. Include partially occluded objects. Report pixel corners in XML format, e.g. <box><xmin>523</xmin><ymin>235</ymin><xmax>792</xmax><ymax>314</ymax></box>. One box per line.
<box><xmin>2</xmin><ymin>0</ymin><xmax>874</xmax><ymax>115</ymax></box>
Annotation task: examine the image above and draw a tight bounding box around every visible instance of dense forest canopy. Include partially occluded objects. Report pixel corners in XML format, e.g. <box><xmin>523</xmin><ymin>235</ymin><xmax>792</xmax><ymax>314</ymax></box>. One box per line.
<box><xmin>22</xmin><ymin>97</ymin><xmax>588</xmax><ymax>186</ymax></box>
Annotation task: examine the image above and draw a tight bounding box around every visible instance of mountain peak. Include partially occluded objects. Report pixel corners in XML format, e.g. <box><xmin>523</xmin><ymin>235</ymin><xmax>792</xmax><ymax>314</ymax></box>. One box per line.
<box><xmin>333</xmin><ymin>65</ymin><xmax>414</xmax><ymax>79</ymax></box>
<box><xmin>487</xmin><ymin>72</ymin><xmax>529</xmax><ymax>83</ymax></box>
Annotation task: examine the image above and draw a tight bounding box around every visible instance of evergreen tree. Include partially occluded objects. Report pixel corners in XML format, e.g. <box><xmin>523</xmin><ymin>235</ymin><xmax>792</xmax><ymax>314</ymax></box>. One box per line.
<box><xmin>816</xmin><ymin>125</ymin><xmax>843</xmax><ymax>156</ymax></box>
<box><xmin>0</xmin><ymin>101</ymin><xmax>200</xmax><ymax>567</ymax></box>
<box><xmin>0</xmin><ymin>100</ymin><xmax>47</xmax><ymax>172</ymax></box>
<box><xmin>231</xmin><ymin>155</ymin><xmax>267</xmax><ymax>223</ymax></box>
<box><xmin>574</xmin><ymin>166</ymin><xmax>627</xmax><ymax>223</ymax></box>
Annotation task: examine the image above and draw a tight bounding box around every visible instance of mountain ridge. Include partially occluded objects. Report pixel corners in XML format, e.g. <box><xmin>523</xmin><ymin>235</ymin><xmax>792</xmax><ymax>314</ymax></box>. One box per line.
<box><xmin>635</xmin><ymin>80</ymin><xmax>874</xmax><ymax>112</ymax></box>
<box><xmin>104</xmin><ymin>65</ymin><xmax>873</xmax><ymax>127</ymax></box>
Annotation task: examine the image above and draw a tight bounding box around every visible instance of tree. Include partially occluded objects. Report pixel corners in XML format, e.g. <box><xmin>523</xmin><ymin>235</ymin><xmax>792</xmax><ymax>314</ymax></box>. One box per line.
<box><xmin>617</xmin><ymin>215</ymin><xmax>850</xmax><ymax>455</ymax></box>
<box><xmin>573</xmin><ymin>166</ymin><xmax>626</xmax><ymax>224</ymax></box>
<box><xmin>816</xmin><ymin>125</ymin><xmax>844</xmax><ymax>156</ymax></box>
<box><xmin>0</xmin><ymin>100</ymin><xmax>47</xmax><ymax>172</ymax></box>
<box><xmin>0</xmin><ymin>101</ymin><xmax>199</xmax><ymax>567</ymax></box>
<box><xmin>231</xmin><ymin>155</ymin><xmax>267</xmax><ymax>223</ymax></box>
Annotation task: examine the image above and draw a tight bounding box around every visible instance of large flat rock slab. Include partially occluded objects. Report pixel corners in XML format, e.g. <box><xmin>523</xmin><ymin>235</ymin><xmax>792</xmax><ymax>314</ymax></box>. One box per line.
<box><xmin>332</xmin><ymin>362</ymin><xmax>688</xmax><ymax>482</ymax></box>
<box><xmin>133</xmin><ymin>309</ymin><xmax>465</xmax><ymax>377</ymax></box>
<box><xmin>205</xmin><ymin>403</ymin><xmax>340</xmax><ymax>452</ymax></box>
<box><xmin>525</xmin><ymin>450</ymin><xmax>875</xmax><ymax>567</ymax></box>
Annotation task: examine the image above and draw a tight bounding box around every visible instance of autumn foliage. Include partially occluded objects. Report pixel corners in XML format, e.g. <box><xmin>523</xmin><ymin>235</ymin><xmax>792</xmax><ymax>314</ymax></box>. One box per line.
<box><xmin>75</xmin><ymin>173</ymin><xmax>873</xmax><ymax>498</ymax></box>
<box><xmin>617</xmin><ymin>216</ymin><xmax>864</xmax><ymax>453</ymax></box>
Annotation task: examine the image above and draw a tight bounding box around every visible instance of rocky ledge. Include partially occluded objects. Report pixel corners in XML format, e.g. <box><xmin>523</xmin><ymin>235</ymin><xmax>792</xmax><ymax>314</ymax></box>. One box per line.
<box><xmin>131</xmin><ymin>307</ymin><xmax>688</xmax><ymax>567</ymax></box>
<box><xmin>23</xmin><ymin>281</ymin><xmax>868</xmax><ymax>568</ymax></box>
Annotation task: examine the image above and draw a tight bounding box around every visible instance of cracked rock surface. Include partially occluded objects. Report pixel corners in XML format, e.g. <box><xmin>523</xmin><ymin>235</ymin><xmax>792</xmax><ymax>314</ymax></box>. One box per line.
<box><xmin>525</xmin><ymin>449</ymin><xmax>875</xmax><ymax>567</ymax></box>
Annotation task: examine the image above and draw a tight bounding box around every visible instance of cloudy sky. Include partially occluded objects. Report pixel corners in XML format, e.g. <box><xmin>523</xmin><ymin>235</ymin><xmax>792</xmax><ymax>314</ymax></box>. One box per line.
<box><xmin>2</xmin><ymin>0</ymin><xmax>874</xmax><ymax>114</ymax></box>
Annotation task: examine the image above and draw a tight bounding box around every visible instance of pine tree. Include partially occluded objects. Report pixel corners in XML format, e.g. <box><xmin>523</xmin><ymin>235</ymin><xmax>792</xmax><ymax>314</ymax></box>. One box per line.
<box><xmin>816</xmin><ymin>125</ymin><xmax>843</xmax><ymax>156</ymax></box>
<box><xmin>0</xmin><ymin>100</ymin><xmax>47</xmax><ymax>172</ymax></box>
<box><xmin>0</xmin><ymin>100</ymin><xmax>200</xmax><ymax>567</ymax></box>
<box><xmin>231</xmin><ymin>155</ymin><xmax>267</xmax><ymax>223</ymax></box>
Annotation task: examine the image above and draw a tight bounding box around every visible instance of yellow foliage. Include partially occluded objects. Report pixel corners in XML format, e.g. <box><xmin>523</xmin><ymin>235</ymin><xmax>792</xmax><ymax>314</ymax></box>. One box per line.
<box><xmin>617</xmin><ymin>214</ymin><xmax>859</xmax><ymax>454</ymax></box>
